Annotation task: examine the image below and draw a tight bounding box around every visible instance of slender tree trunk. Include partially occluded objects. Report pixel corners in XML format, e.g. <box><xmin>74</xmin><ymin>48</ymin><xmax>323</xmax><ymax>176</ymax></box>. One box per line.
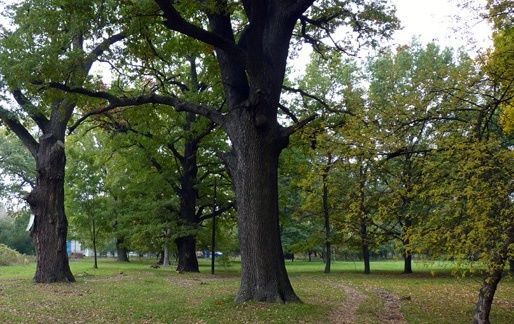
<box><xmin>176</xmin><ymin>236</ymin><xmax>198</xmax><ymax>272</ymax></box>
<box><xmin>509</xmin><ymin>259</ymin><xmax>514</xmax><ymax>276</ymax></box>
<box><xmin>92</xmin><ymin>218</ymin><xmax>98</xmax><ymax>269</ymax></box>
<box><xmin>308</xmin><ymin>252</ymin><xmax>312</xmax><ymax>262</ymax></box>
<box><xmin>162</xmin><ymin>244</ymin><xmax>170</xmax><ymax>268</ymax></box>
<box><xmin>27</xmin><ymin>134</ymin><xmax>74</xmax><ymax>283</ymax></box>
<box><xmin>403</xmin><ymin>252</ymin><xmax>413</xmax><ymax>274</ymax></box>
<box><xmin>358</xmin><ymin>164</ymin><xmax>370</xmax><ymax>274</ymax></box>
<box><xmin>116</xmin><ymin>237</ymin><xmax>129</xmax><ymax>262</ymax></box>
<box><xmin>473</xmin><ymin>268</ymin><xmax>503</xmax><ymax>324</ymax></box>
<box><xmin>361</xmin><ymin>219</ymin><xmax>370</xmax><ymax>273</ymax></box>
<box><xmin>229</xmin><ymin>122</ymin><xmax>299</xmax><ymax>303</ymax></box>
<box><xmin>322</xmin><ymin>172</ymin><xmax>331</xmax><ymax>274</ymax></box>
<box><xmin>361</xmin><ymin>221</ymin><xmax>370</xmax><ymax>274</ymax></box>
<box><xmin>473</xmin><ymin>229</ymin><xmax>513</xmax><ymax>323</ymax></box>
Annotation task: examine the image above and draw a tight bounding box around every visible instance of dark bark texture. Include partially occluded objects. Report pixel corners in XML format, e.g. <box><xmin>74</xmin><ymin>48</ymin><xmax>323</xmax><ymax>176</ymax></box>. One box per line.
<box><xmin>403</xmin><ymin>252</ymin><xmax>413</xmax><ymax>274</ymax></box>
<box><xmin>175</xmin><ymin>113</ymin><xmax>201</xmax><ymax>273</ymax></box>
<box><xmin>176</xmin><ymin>235</ymin><xmax>199</xmax><ymax>272</ymax></box>
<box><xmin>116</xmin><ymin>237</ymin><xmax>129</xmax><ymax>262</ymax></box>
<box><xmin>361</xmin><ymin>221</ymin><xmax>370</xmax><ymax>274</ymax></box>
<box><xmin>27</xmin><ymin>134</ymin><xmax>74</xmax><ymax>283</ymax></box>
<box><xmin>473</xmin><ymin>228</ymin><xmax>513</xmax><ymax>323</ymax></box>
<box><xmin>227</xmin><ymin>110</ymin><xmax>298</xmax><ymax>303</ymax></box>
<box><xmin>473</xmin><ymin>268</ymin><xmax>503</xmax><ymax>324</ymax></box>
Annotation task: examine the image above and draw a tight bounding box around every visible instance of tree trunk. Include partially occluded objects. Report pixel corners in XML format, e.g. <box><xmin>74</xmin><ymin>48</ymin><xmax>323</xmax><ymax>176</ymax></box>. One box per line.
<box><xmin>473</xmin><ymin>268</ymin><xmax>503</xmax><ymax>324</ymax></box>
<box><xmin>360</xmin><ymin>220</ymin><xmax>370</xmax><ymax>274</ymax></box>
<box><xmin>362</xmin><ymin>239</ymin><xmax>370</xmax><ymax>274</ymax></box>
<box><xmin>162</xmin><ymin>244</ymin><xmax>170</xmax><ymax>268</ymax></box>
<box><xmin>403</xmin><ymin>252</ymin><xmax>413</xmax><ymax>274</ymax></box>
<box><xmin>27</xmin><ymin>134</ymin><xmax>74</xmax><ymax>283</ymax></box>
<box><xmin>358</xmin><ymin>164</ymin><xmax>370</xmax><ymax>274</ymax></box>
<box><xmin>175</xmin><ymin>235</ymin><xmax>198</xmax><ymax>272</ymax></box>
<box><xmin>509</xmin><ymin>259</ymin><xmax>514</xmax><ymax>276</ymax></box>
<box><xmin>116</xmin><ymin>237</ymin><xmax>129</xmax><ymax>262</ymax></box>
<box><xmin>92</xmin><ymin>218</ymin><xmax>98</xmax><ymax>269</ymax></box>
<box><xmin>322</xmin><ymin>171</ymin><xmax>331</xmax><ymax>274</ymax></box>
<box><xmin>175</xmin><ymin>112</ymin><xmax>200</xmax><ymax>273</ymax></box>
<box><xmin>229</xmin><ymin>123</ymin><xmax>299</xmax><ymax>303</ymax></box>
<box><xmin>308</xmin><ymin>251</ymin><xmax>312</xmax><ymax>262</ymax></box>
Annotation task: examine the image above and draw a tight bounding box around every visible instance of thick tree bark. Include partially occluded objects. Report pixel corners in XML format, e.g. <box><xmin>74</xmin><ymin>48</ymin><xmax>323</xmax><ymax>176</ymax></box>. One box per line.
<box><xmin>116</xmin><ymin>237</ymin><xmax>129</xmax><ymax>262</ymax></box>
<box><xmin>176</xmin><ymin>236</ymin><xmax>199</xmax><ymax>272</ymax></box>
<box><xmin>154</xmin><ymin>0</ymin><xmax>304</xmax><ymax>303</ymax></box>
<box><xmin>175</xmin><ymin>113</ymin><xmax>201</xmax><ymax>273</ymax></box>
<box><xmin>473</xmin><ymin>268</ymin><xmax>503</xmax><ymax>324</ymax></box>
<box><xmin>228</xmin><ymin>117</ymin><xmax>299</xmax><ymax>303</ymax></box>
<box><xmin>27</xmin><ymin>134</ymin><xmax>74</xmax><ymax>283</ymax></box>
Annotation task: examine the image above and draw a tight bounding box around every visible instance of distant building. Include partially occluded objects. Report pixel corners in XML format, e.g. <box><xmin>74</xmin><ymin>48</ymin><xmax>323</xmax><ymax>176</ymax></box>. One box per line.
<box><xmin>66</xmin><ymin>240</ymin><xmax>89</xmax><ymax>257</ymax></box>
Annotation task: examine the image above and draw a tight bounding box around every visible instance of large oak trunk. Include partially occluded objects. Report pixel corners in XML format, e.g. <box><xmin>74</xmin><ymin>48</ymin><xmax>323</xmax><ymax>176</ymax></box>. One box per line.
<box><xmin>27</xmin><ymin>134</ymin><xmax>74</xmax><ymax>283</ymax></box>
<box><xmin>175</xmin><ymin>122</ymin><xmax>200</xmax><ymax>272</ymax></box>
<box><xmin>229</xmin><ymin>120</ymin><xmax>299</xmax><ymax>303</ymax></box>
<box><xmin>473</xmin><ymin>268</ymin><xmax>503</xmax><ymax>324</ymax></box>
<box><xmin>116</xmin><ymin>237</ymin><xmax>129</xmax><ymax>262</ymax></box>
<box><xmin>176</xmin><ymin>235</ymin><xmax>199</xmax><ymax>272</ymax></box>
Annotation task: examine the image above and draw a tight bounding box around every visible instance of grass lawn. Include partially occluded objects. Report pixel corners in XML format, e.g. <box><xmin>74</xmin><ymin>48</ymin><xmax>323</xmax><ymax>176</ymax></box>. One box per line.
<box><xmin>0</xmin><ymin>258</ymin><xmax>513</xmax><ymax>323</ymax></box>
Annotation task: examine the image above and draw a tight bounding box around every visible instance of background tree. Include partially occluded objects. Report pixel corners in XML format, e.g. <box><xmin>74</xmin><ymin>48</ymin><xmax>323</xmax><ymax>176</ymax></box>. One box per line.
<box><xmin>66</xmin><ymin>131</ymin><xmax>114</xmax><ymax>269</ymax></box>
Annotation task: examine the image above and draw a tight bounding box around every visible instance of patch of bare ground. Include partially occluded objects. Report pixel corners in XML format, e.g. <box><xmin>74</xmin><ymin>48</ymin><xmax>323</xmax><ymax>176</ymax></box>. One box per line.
<box><xmin>374</xmin><ymin>288</ymin><xmax>407</xmax><ymax>323</ymax></box>
<box><xmin>329</xmin><ymin>284</ymin><xmax>366</xmax><ymax>324</ymax></box>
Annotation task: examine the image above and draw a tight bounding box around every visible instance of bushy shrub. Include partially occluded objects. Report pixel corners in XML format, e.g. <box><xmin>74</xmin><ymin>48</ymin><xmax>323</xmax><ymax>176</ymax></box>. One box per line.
<box><xmin>0</xmin><ymin>244</ymin><xmax>31</xmax><ymax>266</ymax></box>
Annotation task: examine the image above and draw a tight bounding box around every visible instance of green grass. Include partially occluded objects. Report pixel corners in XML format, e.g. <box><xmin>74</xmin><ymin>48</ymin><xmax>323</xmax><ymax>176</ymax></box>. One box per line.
<box><xmin>0</xmin><ymin>259</ymin><xmax>512</xmax><ymax>323</ymax></box>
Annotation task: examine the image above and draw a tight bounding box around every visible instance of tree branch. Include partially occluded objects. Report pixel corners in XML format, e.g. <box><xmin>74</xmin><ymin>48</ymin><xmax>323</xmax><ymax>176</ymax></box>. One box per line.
<box><xmin>199</xmin><ymin>202</ymin><xmax>235</xmax><ymax>222</ymax></box>
<box><xmin>44</xmin><ymin>83</ymin><xmax>224</xmax><ymax>132</ymax></box>
<box><xmin>0</xmin><ymin>107</ymin><xmax>39</xmax><ymax>159</ymax></box>
<box><xmin>282</xmin><ymin>85</ymin><xmax>354</xmax><ymax>115</ymax></box>
<box><xmin>282</xmin><ymin>113</ymin><xmax>318</xmax><ymax>137</ymax></box>
<box><xmin>284</xmin><ymin>0</ymin><xmax>315</xmax><ymax>18</ymax></box>
<box><xmin>154</xmin><ymin>0</ymin><xmax>245</xmax><ymax>63</ymax></box>
<box><xmin>83</xmin><ymin>32</ymin><xmax>126</xmax><ymax>71</ymax></box>
<box><xmin>167</xmin><ymin>143</ymin><xmax>185</xmax><ymax>164</ymax></box>
<box><xmin>278</xmin><ymin>103</ymin><xmax>299</xmax><ymax>123</ymax></box>
<box><xmin>11</xmin><ymin>89</ymin><xmax>49</xmax><ymax>131</ymax></box>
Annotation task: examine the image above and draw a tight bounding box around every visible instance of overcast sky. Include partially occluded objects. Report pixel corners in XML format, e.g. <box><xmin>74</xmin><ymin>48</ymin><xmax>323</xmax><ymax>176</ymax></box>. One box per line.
<box><xmin>391</xmin><ymin>0</ymin><xmax>492</xmax><ymax>52</ymax></box>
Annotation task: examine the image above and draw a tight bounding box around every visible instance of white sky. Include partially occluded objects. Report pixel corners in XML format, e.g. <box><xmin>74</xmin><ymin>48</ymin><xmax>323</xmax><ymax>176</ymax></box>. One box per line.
<box><xmin>391</xmin><ymin>0</ymin><xmax>492</xmax><ymax>51</ymax></box>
